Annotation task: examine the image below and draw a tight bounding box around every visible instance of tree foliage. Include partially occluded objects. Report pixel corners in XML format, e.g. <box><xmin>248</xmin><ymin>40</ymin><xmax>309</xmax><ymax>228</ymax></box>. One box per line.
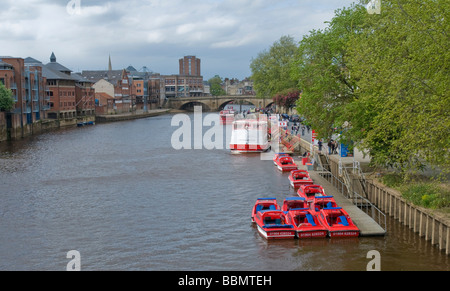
<box><xmin>208</xmin><ymin>75</ymin><xmax>226</xmax><ymax>96</ymax></box>
<box><xmin>250</xmin><ymin>35</ymin><xmax>298</xmax><ymax>99</ymax></box>
<box><xmin>290</xmin><ymin>0</ymin><xmax>449</xmax><ymax>176</ymax></box>
<box><xmin>273</xmin><ymin>88</ymin><xmax>301</xmax><ymax>110</ymax></box>
<box><xmin>0</xmin><ymin>82</ymin><xmax>15</xmax><ymax>112</ymax></box>
<box><xmin>292</xmin><ymin>4</ymin><xmax>366</xmax><ymax>140</ymax></box>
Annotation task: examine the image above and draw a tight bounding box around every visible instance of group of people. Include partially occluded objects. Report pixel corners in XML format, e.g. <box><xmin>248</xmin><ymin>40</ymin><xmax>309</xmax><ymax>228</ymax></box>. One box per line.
<box><xmin>317</xmin><ymin>139</ymin><xmax>339</xmax><ymax>155</ymax></box>
<box><xmin>327</xmin><ymin>139</ymin><xmax>339</xmax><ymax>155</ymax></box>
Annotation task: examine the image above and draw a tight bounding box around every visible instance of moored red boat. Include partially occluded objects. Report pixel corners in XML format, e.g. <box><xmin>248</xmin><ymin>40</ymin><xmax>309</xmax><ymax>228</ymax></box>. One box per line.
<box><xmin>273</xmin><ymin>153</ymin><xmax>290</xmax><ymax>163</ymax></box>
<box><xmin>274</xmin><ymin>156</ymin><xmax>298</xmax><ymax>172</ymax></box>
<box><xmin>297</xmin><ymin>184</ymin><xmax>326</xmax><ymax>201</ymax></box>
<box><xmin>281</xmin><ymin>197</ymin><xmax>308</xmax><ymax>212</ymax></box>
<box><xmin>317</xmin><ymin>206</ymin><xmax>360</xmax><ymax>238</ymax></box>
<box><xmin>254</xmin><ymin>210</ymin><xmax>296</xmax><ymax>240</ymax></box>
<box><xmin>288</xmin><ymin>170</ymin><xmax>313</xmax><ymax>188</ymax></box>
<box><xmin>285</xmin><ymin>208</ymin><xmax>328</xmax><ymax>239</ymax></box>
<box><xmin>251</xmin><ymin>198</ymin><xmax>280</xmax><ymax>222</ymax></box>
<box><xmin>310</xmin><ymin>196</ymin><xmax>338</xmax><ymax>213</ymax></box>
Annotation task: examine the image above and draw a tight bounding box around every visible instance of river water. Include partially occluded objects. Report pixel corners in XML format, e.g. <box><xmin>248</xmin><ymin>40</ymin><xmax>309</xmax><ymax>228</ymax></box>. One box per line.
<box><xmin>0</xmin><ymin>113</ymin><xmax>448</xmax><ymax>271</ymax></box>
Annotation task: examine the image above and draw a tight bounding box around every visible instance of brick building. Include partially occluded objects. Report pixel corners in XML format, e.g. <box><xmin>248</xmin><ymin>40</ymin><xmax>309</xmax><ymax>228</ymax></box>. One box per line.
<box><xmin>179</xmin><ymin>56</ymin><xmax>201</xmax><ymax>76</ymax></box>
<box><xmin>0</xmin><ymin>56</ymin><xmax>50</xmax><ymax>140</ymax></box>
<box><xmin>162</xmin><ymin>56</ymin><xmax>205</xmax><ymax>99</ymax></box>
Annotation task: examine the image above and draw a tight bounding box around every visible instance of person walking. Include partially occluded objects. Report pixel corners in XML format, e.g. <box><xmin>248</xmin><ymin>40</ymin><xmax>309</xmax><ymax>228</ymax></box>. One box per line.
<box><xmin>327</xmin><ymin>140</ymin><xmax>333</xmax><ymax>154</ymax></box>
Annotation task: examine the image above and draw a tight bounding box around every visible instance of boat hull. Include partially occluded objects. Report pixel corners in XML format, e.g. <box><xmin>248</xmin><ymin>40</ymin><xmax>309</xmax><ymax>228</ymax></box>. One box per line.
<box><xmin>276</xmin><ymin>164</ymin><xmax>298</xmax><ymax>172</ymax></box>
<box><xmin>289</xmin><ymin>178</ymin><xmax>313</xmax><ymax>188</ymax></box>
<box><xmin>230</xmin><ymin>143</ymin><xmax>270</xmax><ymax>153</ymax></box>
<box><xmin>296</xmin><ymin>230</ymin><xmax>328</xmax><ymax>239</ymax></box>
<box><xmin>256</xmin><ymin>225</ymin><xmax>296</xmax><ymax>240</ymax></box>
<box><xmin>328</xmin><ymin>230</ymin><xmax>360</xmax><ymax>238</ymax></box>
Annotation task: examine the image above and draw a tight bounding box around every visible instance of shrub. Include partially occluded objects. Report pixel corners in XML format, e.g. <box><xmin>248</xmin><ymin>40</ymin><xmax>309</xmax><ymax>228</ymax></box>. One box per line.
<box><xmin>401</xmin><ymin>183</ymin><xmax>450</xmax><ymax>209</ymax></box>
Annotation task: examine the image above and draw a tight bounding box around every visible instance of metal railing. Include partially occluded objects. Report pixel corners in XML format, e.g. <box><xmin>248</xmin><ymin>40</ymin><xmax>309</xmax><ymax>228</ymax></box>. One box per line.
<box><xmin>319</xmin><ymin>165</ymin><xmax>387</xmax><ymax>233</ymax></box>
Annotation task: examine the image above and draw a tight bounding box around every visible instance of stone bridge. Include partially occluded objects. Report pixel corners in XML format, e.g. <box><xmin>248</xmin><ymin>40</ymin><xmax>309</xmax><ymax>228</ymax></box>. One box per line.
<box><xmin>165</xmin><ymin>95</ymin><xmax>273</xmax><ymax>112</ymax></box>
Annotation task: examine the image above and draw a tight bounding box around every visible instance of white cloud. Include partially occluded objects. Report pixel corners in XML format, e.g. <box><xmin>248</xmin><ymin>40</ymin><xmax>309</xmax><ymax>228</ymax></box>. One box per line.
<box><xmin>0</xmin><ymin>0</ymin><xmax>357</xmax><ymax>79</ymax></box>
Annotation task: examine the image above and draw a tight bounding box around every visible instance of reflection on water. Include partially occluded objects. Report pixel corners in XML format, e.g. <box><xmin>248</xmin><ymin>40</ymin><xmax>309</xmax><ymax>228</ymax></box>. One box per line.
<box><xmin>0</xmin><ymin>114</ymin><xmax>448</xmax><ymax>271</ymax></box>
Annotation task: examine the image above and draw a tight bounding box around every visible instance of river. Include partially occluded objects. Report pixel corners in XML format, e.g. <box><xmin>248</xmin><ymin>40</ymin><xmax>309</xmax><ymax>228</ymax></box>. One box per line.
<box><xmin>0</xmin><ymin>113</ymin><xmax>448</xmax><ymax>271</ymax></box>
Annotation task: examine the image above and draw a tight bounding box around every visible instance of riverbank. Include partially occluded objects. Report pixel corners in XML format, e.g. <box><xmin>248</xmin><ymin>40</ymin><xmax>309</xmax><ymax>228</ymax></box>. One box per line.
<box><xmin>0</xmin><ymin>114</ymin><xmax>96</xmax><ymax>142</ymax></box>
<box><xmin>0</xmin><ymin>109</ymin><xmax>172</xmax><ymax>142</ymax></box>
<box><xmin>279</xmin><ymin>127</ymin><xmax>450</xmax><ymax>255</ymax></box>
<box><xmin>95</xmin><ymin>109</ymin><xmax>171</xmax><ymax>123</ymax></box>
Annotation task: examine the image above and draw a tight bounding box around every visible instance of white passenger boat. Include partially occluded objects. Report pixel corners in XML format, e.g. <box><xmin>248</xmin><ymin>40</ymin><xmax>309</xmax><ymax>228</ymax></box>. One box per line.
<box><xmin>229</xmin><ymin>119</ymin><xmax>270</xmax><ymax>153</ymax></box>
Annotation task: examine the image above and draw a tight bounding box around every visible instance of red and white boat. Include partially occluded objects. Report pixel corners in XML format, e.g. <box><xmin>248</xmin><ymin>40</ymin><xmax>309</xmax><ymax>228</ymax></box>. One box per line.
<box><xmin>219</xmin><ymin>109</ymin><xmax>236</xmax><ymax>125</ymax></box>
<box><xmin>253</xmin><ymin>210</ymin><xmax>296</xmax><ymax>240</ymax></box>
<box><xmin>310</xmin><ymin>196</ymin><xmax>338</xmax><ymax>213</ymax></box>
<box><xmin>288</xmin><ymin>170</ymin><xmax>313</xmax><ymax>188</ymax></box>
<box><xmin>251</xmin><ymin>198</ymin><xmax>280</xmax><ymax>222</ymax></box>
<box><xmin>274</xmin><ymin>156</ymin><xmax>298</xmax><ymax>172</ymax></box>
<box><xmin>317</xmin><ymin>206</ymin><xmax>360</xmax><ymax>238</ymax></box>
<box><xmin>230</xmin><ymin>120</ymin><xmax>270</xmax><ymax>153</ymax></box>
<box><xmin>273</xmin><ymin>153</ymin><xmax>290</xmax><ymax>163</ymax></box>
<box><xmin>297</xmin><ymin>184</ymin><xmax>326</xmax><ymax>201</ymax></box>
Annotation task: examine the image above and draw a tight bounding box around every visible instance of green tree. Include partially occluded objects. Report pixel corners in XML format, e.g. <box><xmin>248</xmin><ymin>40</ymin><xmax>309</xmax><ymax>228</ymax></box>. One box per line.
<box><xmin>208</xmin><ymin>75</ymin><xmax>226</xmax><ymax>96</ymax></box>
<box><xmin>292</xmin><ymin>4</ymin><xmax>366</xmax><ymax>140</ymax></box>
<box><xmin>289</xmin><ymin>0</ymin><xmax>449</xmax><ymax>176</ymax></box>
<box><xmin>0</xmin><ymin>82</ymin><xmax>15</xmax><ymax>112</ymax></box>
<box><xmin>344</xmin><ymin>0</ymin><xmax>450</xmax><ymax>175</ymax></box>
<box><xmin>250</xmin><ymin>35</ymin><xmax>298</xmax><ymax>99</ymax></box>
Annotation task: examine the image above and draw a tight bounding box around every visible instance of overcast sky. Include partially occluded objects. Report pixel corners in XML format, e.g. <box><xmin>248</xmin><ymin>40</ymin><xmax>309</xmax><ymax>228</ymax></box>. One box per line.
<box><xmin>0</xmin><ymin>0</ymin><xmax>357</xmax><ymax>80</ymax></box>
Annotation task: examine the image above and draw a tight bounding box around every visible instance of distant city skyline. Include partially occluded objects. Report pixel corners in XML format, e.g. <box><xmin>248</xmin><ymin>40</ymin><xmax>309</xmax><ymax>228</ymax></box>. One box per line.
<box><xmin>0</xmin><ymin>0</ymin><xmax>357</xmax><ymax>80</ymax></box>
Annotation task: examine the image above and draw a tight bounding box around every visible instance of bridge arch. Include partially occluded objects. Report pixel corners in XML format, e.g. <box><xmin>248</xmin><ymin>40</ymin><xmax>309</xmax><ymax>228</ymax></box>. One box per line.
<box><xmin>179</xmin><ymin>101</ymin><xmax>211</xmax><ymax>112</ymax></box>
<box><xmin>218</xmin><ymin>99</ymin><xmax>256</xmax><ymax>111</ymax></box>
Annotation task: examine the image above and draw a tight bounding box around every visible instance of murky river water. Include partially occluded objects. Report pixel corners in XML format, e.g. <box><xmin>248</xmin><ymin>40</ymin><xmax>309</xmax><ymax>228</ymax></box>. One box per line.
<box><xmin>0</xmin><ymin>113</ymin><xmax>448</xmax><ymax>271</ymax></box>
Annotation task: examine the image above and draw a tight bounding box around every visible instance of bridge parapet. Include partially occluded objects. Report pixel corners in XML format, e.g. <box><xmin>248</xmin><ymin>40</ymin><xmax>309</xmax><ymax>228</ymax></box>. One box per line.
<box><xmin>166</xmin><ymin>95</ymin><xmax>273</xmax><ymax>111</ymax></box>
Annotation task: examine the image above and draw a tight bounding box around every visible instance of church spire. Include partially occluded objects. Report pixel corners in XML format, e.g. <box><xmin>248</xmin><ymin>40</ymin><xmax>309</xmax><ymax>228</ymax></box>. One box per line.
<box><xmin>50</xmin><ymin>52</ymin><xmax>56</xmax><ymax>63</ymax></box>
<box><xmin>108</xmin><ymin>54</ymin><xmax>112</xmax><ymax>71</ymax></box>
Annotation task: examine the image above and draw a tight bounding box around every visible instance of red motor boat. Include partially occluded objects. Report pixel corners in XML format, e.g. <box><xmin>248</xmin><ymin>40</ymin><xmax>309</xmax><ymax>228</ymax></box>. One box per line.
<box><xmin>253</xmin><ymin>210</ymin><xmax>296</xmax><ymax>240</ymax></box>
<box><xmin>285</xmin><ymin>208</ymin><xmax>328</xmax><ymax>239</ymax></box>
<box><xmin>297</xmin><ymin>184</ymin><xmax>326</xmax><ymax>201</ymax></box>
<box><xmin>317</xmin><ymin>207</ymin><xmax>360</xmax><ymax>238</ymax></box>
<box><xmin>273</xmin><ymin>153</ymin><xmax>290</xmax><ymax>163</ymax></box>
<box><xmin>281</xmin><ymin>197</ymin><xmax>308</xmax><ymax>212</ymax></box>
<box><xmin>310</xmin><ymin>196</ymin><xmax>338</xmax><ymax>213</ymax></box>
<box><xmin>251</xmin><ymin>198</ymin><xmax>280</xmax><ymax>222</ymax></box>
<box><xmin>288</xmin><ymin>170</ymin><xmax>313</xmax><ymax>188</ymax></box>
<box><xmin>274</xmin><ymin>156</ymin><xmax>298</xmax><ymax>172</ymax></box>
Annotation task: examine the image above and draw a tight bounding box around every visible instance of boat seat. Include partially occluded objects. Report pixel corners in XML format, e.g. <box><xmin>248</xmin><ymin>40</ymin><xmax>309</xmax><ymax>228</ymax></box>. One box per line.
<box><xmin>305</xmin><ymin>214</ymin><xmax>317</xmax><ymax>226</ymax></box>
<box><xmin>264</xmin><ymin>218</ymin><xmax>282</xmax><ymax>225</ymax></box>
<box><xmin>337</xmin><ymin>216</ymin><xmax>349</xmax><ymax>226</ymax></box>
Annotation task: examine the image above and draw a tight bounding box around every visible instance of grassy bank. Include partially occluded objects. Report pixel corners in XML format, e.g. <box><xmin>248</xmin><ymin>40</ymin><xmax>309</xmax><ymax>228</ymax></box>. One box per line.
<box><xmin>380</xmin><ymin>173</ymin><xmax>450</xmax><ymax>214</ymax></box>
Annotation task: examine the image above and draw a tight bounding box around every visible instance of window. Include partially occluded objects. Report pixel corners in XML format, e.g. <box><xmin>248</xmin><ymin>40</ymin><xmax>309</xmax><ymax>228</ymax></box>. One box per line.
<box><xmin>188</xmin><ymin>59</ymin><xmax>192</xmax><ymax>75</ymax></box>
